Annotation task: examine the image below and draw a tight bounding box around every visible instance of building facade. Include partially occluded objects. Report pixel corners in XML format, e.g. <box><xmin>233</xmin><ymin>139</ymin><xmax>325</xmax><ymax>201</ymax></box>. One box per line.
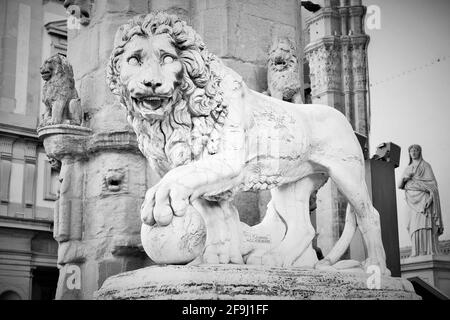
<box><xmin>0</xmin><ymin>0</ymin><xmax>67</xmax><ymax>300</ymax></box>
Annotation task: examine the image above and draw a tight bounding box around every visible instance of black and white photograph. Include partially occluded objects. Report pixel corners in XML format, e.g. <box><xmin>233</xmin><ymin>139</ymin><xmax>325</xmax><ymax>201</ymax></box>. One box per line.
<box><xmin>0</xmin><ymin>0</ymin><xmax>449</xmax><ymax>308</ymax></box>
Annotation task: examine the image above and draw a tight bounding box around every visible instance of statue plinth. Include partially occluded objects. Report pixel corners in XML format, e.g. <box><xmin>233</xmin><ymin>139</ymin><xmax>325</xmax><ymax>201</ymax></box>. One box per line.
<box><xmin>95</xmin><ymin>265</ymin><xmax>420</xmax><ymax>300</ymax></box>
<box><xmin>37</xmin><ymin>124</ymin><xmax>92</xmax><ymax>159</ymax></box>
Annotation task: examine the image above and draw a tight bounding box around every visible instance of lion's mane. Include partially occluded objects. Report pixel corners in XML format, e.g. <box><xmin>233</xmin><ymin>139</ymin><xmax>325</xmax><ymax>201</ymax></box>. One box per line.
<box><xmin>106</xmin><ymin>12</ymin><xmax>228</xmax><ymax>176</ymax></box>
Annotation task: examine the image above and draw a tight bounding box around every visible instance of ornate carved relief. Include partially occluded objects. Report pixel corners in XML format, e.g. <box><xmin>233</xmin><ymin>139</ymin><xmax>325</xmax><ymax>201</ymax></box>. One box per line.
<box><xmin>306</xmin><ymin>42</ymin><xmax>342</xmax><ymax>96</ymax></box>
<box><xmin>351</xmin><ymin>43</ymin><xmax>367</xmax><ymax>91</ymax></box>
<box><xmin>305</xmin><ymin>34</ymin><xmax>368</xmax><ymax>137</ymax></box>
<box><xmin>102</xmin><ymin>167</ymin><xmax>128</xmax><ymax>195</ymax></box>
<box><xmin>341</xmin><ymin>42</ymin><xmax>353</xmax><ymax>92</ymax></box>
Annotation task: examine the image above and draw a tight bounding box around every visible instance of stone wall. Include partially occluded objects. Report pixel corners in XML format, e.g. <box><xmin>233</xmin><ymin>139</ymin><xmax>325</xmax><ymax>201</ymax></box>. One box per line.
<box><xmin>0</xmin><ymin>0</ymin><xmax>67</xmax><ymax>300</ymax></box>
<box><xmin>191</xmin><ymin>0</ymin><xmax>303</xmax><ymax>92</ymax></box>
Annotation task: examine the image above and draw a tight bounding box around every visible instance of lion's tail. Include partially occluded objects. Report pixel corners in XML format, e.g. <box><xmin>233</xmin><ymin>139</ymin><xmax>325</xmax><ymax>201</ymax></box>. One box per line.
<box><xmin>324</xmin><ymin>203</ymin><xmax>357</xmax><ymax>264</ymax></box>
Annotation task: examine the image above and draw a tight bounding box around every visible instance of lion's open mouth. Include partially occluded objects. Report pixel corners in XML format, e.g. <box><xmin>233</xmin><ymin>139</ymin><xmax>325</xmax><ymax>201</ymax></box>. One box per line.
<box><xmin>141</xmin><ymin>97</ymin><xmax>167</xmax><ymax>110</ymax></box>
<box><xmin>273</xmin><ymin>56</ymin><xmax>287</xmax><ymax>69</ymax></box>
<box><xmin>132</xmin><ymin>96</ymin><xmax>171</xmax><ymax>120</ymax></box>
<box><xmin>41</xmin><ymin>70</ymin><xmax>52</xmax><ymax>81</ymax></box>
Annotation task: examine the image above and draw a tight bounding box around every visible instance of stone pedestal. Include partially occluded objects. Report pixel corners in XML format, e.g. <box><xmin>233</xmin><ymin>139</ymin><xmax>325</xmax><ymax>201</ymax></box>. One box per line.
<box><xmin>95</xmin><ymin>265</ymin><xmax>420</xmax><ymax>300</ymax></box>
<box><xmin>37</xmin><ymin>123</ymin><xmax>154</xmax><ymax>299</ymax></box>
<box><xmin>401</xmin><ymin>255</ymin><xmax>450</xmax><ymax>297</ymax></box>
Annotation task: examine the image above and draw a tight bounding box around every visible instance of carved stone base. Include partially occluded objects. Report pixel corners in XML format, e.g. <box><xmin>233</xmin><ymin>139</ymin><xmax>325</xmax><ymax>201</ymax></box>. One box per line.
<box><xmin>95</xmin><ymin>264</ymin><xmax>420</xmax><ymax>300</ymax></box>
<box><xmin>401</xmin><ymin>254</ymin><xmax>450</xmax><ymax>297</ymax></box>
<box><xmin>37</xmin><ymin>124</ymin><xmax>92</xmax><ymax>159</ymax></box>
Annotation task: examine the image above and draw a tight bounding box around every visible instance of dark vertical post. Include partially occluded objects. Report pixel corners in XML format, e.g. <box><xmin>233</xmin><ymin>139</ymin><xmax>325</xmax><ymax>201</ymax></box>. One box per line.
<box><xmin>366</xmin><ymin>159</ymin><xmax>401</xmax><ymax>277</ymax></box>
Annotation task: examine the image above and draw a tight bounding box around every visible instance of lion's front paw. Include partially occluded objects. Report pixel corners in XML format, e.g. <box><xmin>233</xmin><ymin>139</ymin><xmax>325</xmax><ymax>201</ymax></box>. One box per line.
<box><xmin>141</xmin><ymin>179</ymin><xmax>193</xmax><ymax>227</ymax></box>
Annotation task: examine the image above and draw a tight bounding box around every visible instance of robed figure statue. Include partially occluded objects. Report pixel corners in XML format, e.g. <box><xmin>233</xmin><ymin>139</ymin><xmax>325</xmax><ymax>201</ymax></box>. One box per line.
<box><xmin>399</xmin><ymin>144</ymin><xmax>444</xmax><ymax>257</ymax></box>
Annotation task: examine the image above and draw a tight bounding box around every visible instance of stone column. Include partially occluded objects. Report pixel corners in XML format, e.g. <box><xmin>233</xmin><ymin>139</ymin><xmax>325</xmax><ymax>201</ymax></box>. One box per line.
<box><xmin>304</xmin><ymin>1</ymin><xmax>370</xmax><ymax>256</ymax></box>
<box><xmin>351</xmin><ymin>35</ymin><xmax>369</xmax><ymax>136</ymax></box>
<box><xmin>341</xmin><ymin>36</ymin><xmax>355</xmax><ymax>125</ymax></box>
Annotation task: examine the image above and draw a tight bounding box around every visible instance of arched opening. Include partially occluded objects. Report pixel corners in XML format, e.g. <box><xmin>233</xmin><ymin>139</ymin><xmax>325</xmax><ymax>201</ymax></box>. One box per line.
<box><xmin>0</xmin><ymin>290</ymin><xmax>22</xmax><ymax>300</ymax></box>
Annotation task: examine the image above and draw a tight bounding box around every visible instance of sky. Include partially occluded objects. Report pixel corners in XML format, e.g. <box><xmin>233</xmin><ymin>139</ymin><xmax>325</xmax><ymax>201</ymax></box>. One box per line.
<box><xmin>363</xmin><ymin>0</ymin><xmax>450</xmax><ymax>247</ymax></box>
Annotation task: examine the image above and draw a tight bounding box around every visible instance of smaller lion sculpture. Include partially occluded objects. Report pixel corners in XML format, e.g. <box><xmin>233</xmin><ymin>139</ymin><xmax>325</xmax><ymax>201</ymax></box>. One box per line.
<box><xmin>40</xmin><ymin>54</ymin><xmax>82</xmax><ymax>127</ymax></box>
<box><xmin>265</xmin><ymin>37</ymin><xmax>303</xmax><ymax>104</ymax></box>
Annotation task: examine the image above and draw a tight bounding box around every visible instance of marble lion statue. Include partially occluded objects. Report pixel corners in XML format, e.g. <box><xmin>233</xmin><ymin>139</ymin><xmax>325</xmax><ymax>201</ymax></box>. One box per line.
<box><xmin>107</xmin><ymin>12</ymin><xmax>389</xmax><ymax>275</ymax></box>
<box><xmin>265</xmin><ymin>37</ymin><xmax>303</xmax><ymax>104</ymax></box>
<box><xmin>40</xmin><ymin>53</ymin><xmax>82</xmax><ymax>127</ymax></box>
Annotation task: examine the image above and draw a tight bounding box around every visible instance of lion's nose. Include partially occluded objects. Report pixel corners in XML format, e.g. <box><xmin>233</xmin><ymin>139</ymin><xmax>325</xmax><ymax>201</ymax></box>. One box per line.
<box><xmin>142</xmin><ymin>78</ymin><xmax>162</xmax><ymax>90</ymax></box>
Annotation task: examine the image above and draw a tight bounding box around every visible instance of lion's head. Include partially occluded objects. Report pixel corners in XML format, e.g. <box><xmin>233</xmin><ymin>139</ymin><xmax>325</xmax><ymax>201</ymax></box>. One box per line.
<box><xmin>268</xmin><ymin>37</ymin><xmax>298</xmax><ymax>72</ymax></box>
<box><xmin>107</xmin><ymin>12</ymin><xmax>228</xmax><ymax>176</ymax></box>
<box><xmin>40</xmin><ymin>54</ymin><xmax>75</xmax><ymax>85</ymax></box>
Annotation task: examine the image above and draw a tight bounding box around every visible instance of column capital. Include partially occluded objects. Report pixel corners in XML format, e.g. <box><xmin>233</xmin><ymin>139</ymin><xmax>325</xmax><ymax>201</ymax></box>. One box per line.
<box><xmin>349</xmin><ymin>6</ymin><xmax>365</xmax><ymax>17</ymax></box>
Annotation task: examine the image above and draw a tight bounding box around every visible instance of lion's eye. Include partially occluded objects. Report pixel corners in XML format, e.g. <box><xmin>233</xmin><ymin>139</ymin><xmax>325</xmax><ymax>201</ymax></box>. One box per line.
<box><xmin>128</xmin><ymin>56</ymin><xmax>140</xmax><ymax>66</ymax></box>
<box><xmin>162</xmin><ymin>55</ymin><xmax>174</xmax><ymax>64</ymax></box>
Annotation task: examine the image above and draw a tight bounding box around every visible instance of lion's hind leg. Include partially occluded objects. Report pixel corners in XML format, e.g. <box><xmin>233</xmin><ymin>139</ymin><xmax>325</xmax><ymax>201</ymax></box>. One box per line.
<box><xmin>247</xmin><ymin>175</ymin><xmax>322</xmax><ymax>267</ymax></box>
<box><xmin>317</xmin><ymin>160</ymin><xmax>389</xmax><ymax>275</ymax></box>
